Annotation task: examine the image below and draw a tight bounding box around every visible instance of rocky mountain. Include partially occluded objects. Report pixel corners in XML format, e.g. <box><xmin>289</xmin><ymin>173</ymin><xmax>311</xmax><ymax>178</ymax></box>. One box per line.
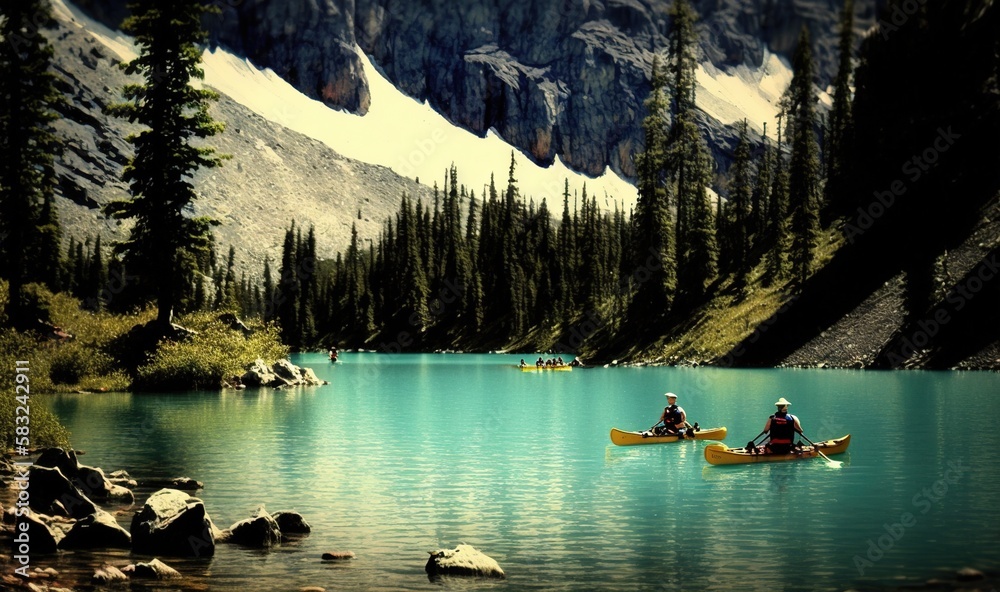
<box><xmin>48</xmin><ymin>8</ymin><xmax>433</xmax><ymax>271</ymax></box>
<box><xmin>73</xmin><ymin>0</ymin><xmax>877</xmax><ymax>181</ymax></box>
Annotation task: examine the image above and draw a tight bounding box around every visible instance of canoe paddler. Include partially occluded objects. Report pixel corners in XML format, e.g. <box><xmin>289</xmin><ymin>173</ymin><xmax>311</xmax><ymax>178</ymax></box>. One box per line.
<box><xmin>763</xmin><ymin>397</ymin><xmax>802</xmax><ymax>454</ymax></box>
<box><xmin>655</xmin><ymin>393</ymin><xmax>691</xmax><ymax>437</ymax></box>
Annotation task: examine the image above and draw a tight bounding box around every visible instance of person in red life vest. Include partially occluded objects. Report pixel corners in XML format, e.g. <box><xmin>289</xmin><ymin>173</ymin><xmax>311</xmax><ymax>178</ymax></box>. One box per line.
<box><xmin>763</xmin><ymin>397</ymin><xmax>802</xmax><ymax>454</ymax></box>
<box><xmin>655</xmin><ymin>393</ymin><xmax>689</xmax><ymax>436</ymax></box>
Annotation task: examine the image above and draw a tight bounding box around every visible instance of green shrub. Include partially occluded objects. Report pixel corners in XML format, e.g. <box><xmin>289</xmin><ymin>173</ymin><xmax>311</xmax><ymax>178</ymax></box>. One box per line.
<box><xmin>49</xmin><ymin>341</ymin><xmax>114</xmax><ymax>385</ymax></box>
<box><xmin>133</xmin><ymin>312</ymin><xmax>288</xmax><ymax>391</ymax></box>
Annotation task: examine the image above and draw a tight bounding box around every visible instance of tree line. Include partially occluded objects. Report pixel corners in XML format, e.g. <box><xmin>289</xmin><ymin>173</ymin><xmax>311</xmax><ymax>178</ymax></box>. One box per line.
<box><xmin>5</xmin><ymin>0</ymin><xmax>995</xmax><ymax>359</ymax></box>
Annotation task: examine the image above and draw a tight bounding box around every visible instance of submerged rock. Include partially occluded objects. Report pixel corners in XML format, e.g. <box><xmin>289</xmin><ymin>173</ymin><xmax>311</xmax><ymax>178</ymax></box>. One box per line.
<box><xmin>425</xmin><ymin>544</ymin><xmax>505</xmax><ymax>579</ymax></box>
<box><xmin>321</xmin><ymin>551</ymin><xmax>355</xmax><ymax>560</ymax></box>
<box><xmin>122</xmin><ymin>558</ymin><xmax>181</xmax><ymax>579</ymax></box>
<box><xmin>60</xmin><ymin>509</ymin><xmax>131</xmax><ymax>549</ymax></box>
<box><xmin>130</xmin><ymin>489</ymin><xmax>218</xmax><ymax>557</ymax></box>
<box><xmin>272</xmin><ymin>510</ymin><xmax>311</xmax><ymax>535</ymax></box>
<box><xmin>92</xmin><ymin>563</ymin><xmax>128</xmax><ymax>584</ymax></box>
<box><xmin>226</xmin><ymin>505</ymin><xmax>281</xmax><ymax>548</ymax></box>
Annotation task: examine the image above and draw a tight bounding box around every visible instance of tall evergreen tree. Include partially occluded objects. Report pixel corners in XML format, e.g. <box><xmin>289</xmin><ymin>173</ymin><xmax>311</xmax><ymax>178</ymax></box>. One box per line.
<box><xmin>0</xmin><ymin>0</ymin><xmax>63</xmax><ymax>328</ymax></box>
<box><xmin>668</xmin><ymin>0</ymin><xmax>717</xmax><ymax>303</ymax></box>
<box><xmin>103</xmin><ymin>0</ymin><xmax>226</xmax><ymax>328</ymax></box>
<box><xmin>751</xmin><ymin>123</ymin><xmax>772</xmax><ymax>244</ymax></box>
<box><xmin>825</xmin><ymin>0</ymin><xmax>856</xmax><ymax>221</ymax></box>
<box><xmin>785</xmin><ymin>27</ymin><xmax>823</xmax><ymax>289</ymax></box>
<box><xmin>729</xmin><ymin>119</ymin><xmax>754</xmax><ymax>287</ymax></box>
<box><xmin>764</xmin><ymin>116</ymin><xmax>791</xmax><ymax>287</ymax></box>
<box><xmin>35</xmin><ymin>192</ymin><xmax>64</xmax><ymax>292</ymax></box>
<box><xmin>630</xmin><ymin>54</ymin><xmax>676</xmax><ymax>323</ymax></box>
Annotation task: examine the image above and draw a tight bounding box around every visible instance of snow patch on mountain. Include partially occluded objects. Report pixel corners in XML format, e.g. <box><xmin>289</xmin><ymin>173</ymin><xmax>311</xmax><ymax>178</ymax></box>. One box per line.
<box><xmin>54</xmin><ymin>0</ymin><xmax>638</xmax><ymax>213</ymax></box>
<box><xmin>695</xmin><ymin>51</ymin><xmax>792</xmax><ymax>136</ymax></box>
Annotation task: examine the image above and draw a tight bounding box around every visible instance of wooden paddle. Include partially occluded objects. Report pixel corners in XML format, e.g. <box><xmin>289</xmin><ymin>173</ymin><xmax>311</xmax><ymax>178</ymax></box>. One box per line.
<box><xmin>797</xmin><ymin>431</ymin><xmax>842</xmax><ymax>466</ymax></box>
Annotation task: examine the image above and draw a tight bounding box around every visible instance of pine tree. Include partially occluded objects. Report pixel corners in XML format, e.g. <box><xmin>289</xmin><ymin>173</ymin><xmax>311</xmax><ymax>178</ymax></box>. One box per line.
<box><xmin>825</xmin><ymin>0</ymin><xmax>856</xmax><ymax>221</ymax></box>
<box><xmin>0</xmin><ymin>0</ymin><xmax>63</xmax><ymax>328</ymax></box>
<box><xmin>751</xmin><ymin>123</ymin><xmax>772</xmax><ymax>244</ymax></box>
<box><xmin>630</xmin><ymin>54</ymin><xmax>676</xmax><ymax>323</ymax></box>
<box><xmin>262</xmin><ymin>256</ymin><xmax>275</xmax><ymax>322</ymax></box>
<box><xmin>103</xmin><ymin>0</ymin><xmax>226</xmax><ymax>329</ymax></box>
<box><xmin>764</xmin><ymin>116</ymin><xmax>791</xmax><ymax>287</ymax></box>
<box><xmin>277</xmin><ymin>223</ymin><xmax>300</xmax><ymax>345</ymax></box>
<box><xmin>785</xmin><ymin>27</ymin><xmax>822</xmax><ymax>289</ymax></box>
<box><xmin>668</xmin><ymin>0</ymin><xmax>717</xmax><ymax>304</ymax></box>
<box><xmin>729</xmin><ymin>120</ymin><xmax>754</xmax><ymax>288</ymax></box>
<box><xmin>35</xmin><ymin>192</ymin><xmax>64</xmax><ymax>292</ymax></box>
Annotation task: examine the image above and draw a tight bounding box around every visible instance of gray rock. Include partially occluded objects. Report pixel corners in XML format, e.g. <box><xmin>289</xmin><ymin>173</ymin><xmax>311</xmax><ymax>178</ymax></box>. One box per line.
<box><xmin>27</xmin><ymin>465</ymin><xmax>99</xmax><ymax>519</ymax></box>
<box><xmin>273</xmin><ymin>511</ymin><xmax>311</xmax><ymax>535</ymax></box>
<box><xmin>956</xmin><ymin>567</ymin><xmax>985</xmax><ymax>581</ymax></box>
<box><xmin>272</xmin><ymin>359</ymin><xmax>300</xmax><ymax>381</ymax></box>
<box><xmin>242</xmin><ymin>358</ymin><xmax>279</xmax><ymax>387</ymax></box>
<box><xmin>34</xmin><ymin>448</ymin><xmax>80</xmax><ymax>478</ymax></box>
<box><xmin>92</xmin><ymin>563</ymin><xmax>128</xmax><ymax>584</ymax></box>
<box><xmin>321</xmin><ymin>551</ymin><xmax>355</xmax><ymax>560</ymax></box>
<box><xmin>130</xmin><ymin>489</ymin><xmax>217</xmax><ymax>557</ymax></box>
<box><xmin>227</xmin><ymin>506</ymin><xmax>281</xmax><ymax>548</ymax></box>
<box><xmin>60</xmin><ymin>509</ymin><xmax>131</xmax><ymax>549</ymax></box>
<box><xmin>425</xmin><ymin>544</ymin><xmax>505</xmax><ymax>579</ymax></box>
<box><xmin>16</xmin><ymin>513</ymin><xmax>61</xmax><ymax>554</ymax></box>
<box><xmin>122</xmin><ymin>558</ymin><xmax>181</xmax><ymax>579</ymax></box>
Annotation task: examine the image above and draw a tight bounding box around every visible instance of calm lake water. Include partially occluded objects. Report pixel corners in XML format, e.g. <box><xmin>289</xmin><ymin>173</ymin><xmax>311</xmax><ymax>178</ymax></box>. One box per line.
<box><xmin>45</xmin><ymin>353</ymin><xmax>1000</xmax><ymax>591</ymax></box>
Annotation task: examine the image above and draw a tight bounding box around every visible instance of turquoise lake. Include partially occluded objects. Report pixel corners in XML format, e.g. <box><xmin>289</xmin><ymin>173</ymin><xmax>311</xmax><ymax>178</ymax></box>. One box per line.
<box><xmin>47</xmin><ymin>353</ymin><xmax>1000</xmax><ymax>591</ymax></box>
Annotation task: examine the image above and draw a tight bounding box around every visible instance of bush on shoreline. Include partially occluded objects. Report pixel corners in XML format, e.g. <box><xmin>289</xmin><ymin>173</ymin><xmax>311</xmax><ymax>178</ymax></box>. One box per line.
<box><xmin>132</xmin><ymin>312</ymin><xmax>288</xmax><ymax>391</ymax></box>
<box><xmin>0</xmin><ymin>281</ymin><xmax>291</xmax><ymax>449</ymax></box>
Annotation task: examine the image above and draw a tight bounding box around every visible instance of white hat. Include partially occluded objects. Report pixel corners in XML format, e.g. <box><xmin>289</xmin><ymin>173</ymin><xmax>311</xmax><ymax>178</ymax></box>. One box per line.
<box><xmin>774</xmin><ymin>397</ymin><xmax>791</xmax><ymax>407</ymax></box>
<box><xmin>665</xmin><ymin>392</ymin><xmax>677</xmax><ymax>399</ymax></box>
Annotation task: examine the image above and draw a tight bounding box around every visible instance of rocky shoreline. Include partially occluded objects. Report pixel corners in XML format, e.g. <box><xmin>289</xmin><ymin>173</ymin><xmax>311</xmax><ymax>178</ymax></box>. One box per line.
<box><xmin>2</xmin><ymin>447</ymin><xmax>994</xmax><ymax>590</ymax></box>
<box><xmin>0</xmin><ymin>445</ymin><xmax>506</xmax><ymax>591</ymax></box>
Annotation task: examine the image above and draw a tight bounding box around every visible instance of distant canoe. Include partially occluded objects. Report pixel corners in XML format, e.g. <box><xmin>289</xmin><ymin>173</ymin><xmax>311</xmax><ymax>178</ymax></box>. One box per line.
<box><xmin>519</xmin><ymin>365</ymin><xmax>572</xmax><ymax>372</ymax></box>
<box><xmin>610</xmin><ymin>426</ymin><xmax>727</xmax><ymax>446</ymax></box>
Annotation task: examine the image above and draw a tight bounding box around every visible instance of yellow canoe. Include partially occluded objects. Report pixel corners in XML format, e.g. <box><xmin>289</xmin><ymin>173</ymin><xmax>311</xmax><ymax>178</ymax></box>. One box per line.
<box><xmin>519</xmin><ymin>365</ymin><xmax>572</xmax><ymax>372</ymax></box>
<box><xmin>704</xmin><ymin>434</ymin><xmax>851</xmax><ymax>465</ymax></box>
<box><xmin>610</xmin><ymin>426</ymin><xmax>727</xmax><ymax>446</ymax></box>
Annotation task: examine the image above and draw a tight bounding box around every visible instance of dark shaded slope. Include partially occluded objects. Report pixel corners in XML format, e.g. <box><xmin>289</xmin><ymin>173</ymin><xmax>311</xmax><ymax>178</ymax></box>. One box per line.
<box><xmin>729</xmin><ymin>0</ymin><xmax>1000</xmax><ymax>368</ymax></box>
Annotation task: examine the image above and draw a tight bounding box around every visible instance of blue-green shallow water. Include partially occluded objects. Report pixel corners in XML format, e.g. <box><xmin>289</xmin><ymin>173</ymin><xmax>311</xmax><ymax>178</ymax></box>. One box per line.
<box><xmin>45</xmin><ymin>353</ymin><xmax>1000</xmax><ymax>591</ymax></box>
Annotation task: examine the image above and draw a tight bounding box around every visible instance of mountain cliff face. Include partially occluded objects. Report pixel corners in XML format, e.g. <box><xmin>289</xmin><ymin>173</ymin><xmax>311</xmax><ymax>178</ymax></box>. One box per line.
<box><xmin>48</xmin><ymin>11</ymin><xmax>431</xmax><ymax>270</ymax></box>
<box><xmin>73</xmin><ymin>0</ymin><xmax>876</xmax><ymax>180</ymax></box>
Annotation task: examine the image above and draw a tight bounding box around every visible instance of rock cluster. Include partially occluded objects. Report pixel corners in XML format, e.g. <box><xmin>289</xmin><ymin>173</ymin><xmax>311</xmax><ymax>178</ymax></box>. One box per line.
<box><xmin>241</xmin><ymin>358</ymin><xmax>327</xmax><ymax>388</ymax></box>
<box><xmin>1</xmin><ymin>449</ymin><xmax>318</xmax><ymax>589</ymax></box>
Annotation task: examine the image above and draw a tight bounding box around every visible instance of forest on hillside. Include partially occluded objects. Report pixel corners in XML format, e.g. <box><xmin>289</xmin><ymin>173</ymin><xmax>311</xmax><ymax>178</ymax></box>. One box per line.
<box><xmin>2</xmin><ymin>0</ymin><xmax>998</xmax><ymax>371</ymax></box>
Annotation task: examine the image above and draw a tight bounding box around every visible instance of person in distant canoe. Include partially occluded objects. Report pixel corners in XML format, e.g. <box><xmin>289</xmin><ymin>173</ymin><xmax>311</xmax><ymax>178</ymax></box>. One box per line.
<box><xmin>655</xmin><ymin>393</ymin><xmax>689</xmax><ymax>436</ymax></box>
<box><xmin>536</xmin><ymin>356</ymin><xmax>545</xmax><ymax>367</ymax></box>
<box><xmin>763</xmin><ymin>397</ymin><xmax>802</xmax><ymax>454</ymax></box>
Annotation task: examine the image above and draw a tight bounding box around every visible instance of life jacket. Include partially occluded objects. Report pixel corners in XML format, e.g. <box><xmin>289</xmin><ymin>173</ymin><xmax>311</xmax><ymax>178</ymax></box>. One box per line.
<box><xmin>769</xmin><ymin>411</ymin><xmax>797</xmax><ymax>444</ymax></box>
<box><xmin>664</xmin><ymin>404</ymin><xmax>683</xmax><ymax>426</ymax></box>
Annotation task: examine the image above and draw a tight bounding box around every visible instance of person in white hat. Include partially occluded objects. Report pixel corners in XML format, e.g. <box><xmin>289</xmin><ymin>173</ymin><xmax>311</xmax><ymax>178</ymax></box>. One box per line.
<box><xmin>653</xmin><ymin>392</ymin><xmax>691</xmax><ymax>437</ymax></box>
<box><xmin>763</xmin><ymin>397</ymin><xmax>802</xmax><ymax>453</ymax></box>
